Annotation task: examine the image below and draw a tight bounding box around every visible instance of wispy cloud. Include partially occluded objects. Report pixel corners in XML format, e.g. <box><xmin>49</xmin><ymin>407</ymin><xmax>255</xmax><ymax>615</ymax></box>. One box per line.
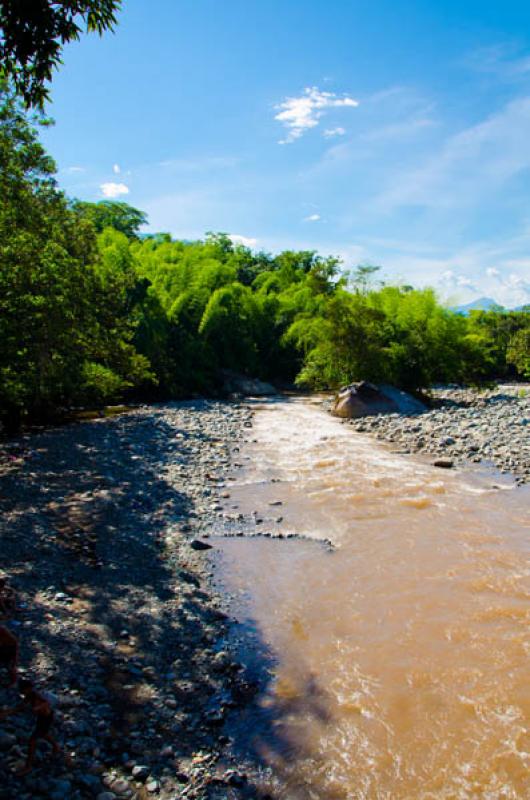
<box><xmin>375</xmin><ymin>97</ymin><xmax>530</xmax><ymax>211</ymax></box>
<box><xmin>361</xmin><ymin>117</ymin><xmax>435</xmax><ymax>142</ymax></box>
<box><xmin>465</xmin><ymin>43</ymin><xmax>530</xmax><ymax>80</ymax></box>
<box><xmin>64</xmin><ymin>166</ymin><xmax>85</xmax><ymax>174</ymax></box>
<box><xmin>100</xmin><ymin>182</ymin><xmax>129</xmax><ymax>199</ymax></box>
<box><xmin>274</xmin><ymin>87</ymin><xmax>358</xmax><ymax>144</ymax></box>
<box><xmin>304</xmin><ymin>213</ymin><xmax>321</xmax><ymax>222</ymax></box>
<box><xmin>113</xmin><ymin>163</ymin><xmax>121</xmax><ymax>174</ymax></box>
<box><xmin>439</xmin><ymin>270</ymin><xmax>477</xmax><ymax>291</ymax></box>
<box><xmin>323</xmin><ymin>127</ymin><xmax>346</xmax><ymax>138</ymax></box>
<box><xmin>229</xmin><ymin>234</ymin><xmax>257</xmax><ymax>248</ymax></box>
<box><xmin>374</xmin><ymin>236</ymin><xmax>530</xmax><ymax>307</ymax></box>
<box><xmin>482</xmin><ymin>263</ymin><xmax>530</xmax><ymax>302</ymax></box>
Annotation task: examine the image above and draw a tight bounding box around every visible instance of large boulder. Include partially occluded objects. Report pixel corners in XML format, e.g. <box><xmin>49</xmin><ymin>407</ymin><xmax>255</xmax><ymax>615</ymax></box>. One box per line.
<box><xmin>331</xmin><ymin>381</ymin><xmax>425</xmax><ymax>418</ymax></box>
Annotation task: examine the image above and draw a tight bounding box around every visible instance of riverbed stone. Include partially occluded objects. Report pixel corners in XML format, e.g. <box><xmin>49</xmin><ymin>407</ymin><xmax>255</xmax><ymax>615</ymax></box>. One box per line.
<box><xmin>433</xmin><ymin>458</ymin><xmax>454</xmax><ymax>468</ymax></box>
<box><xmin>190</xmin><ymin>539</ymin><xmax>213</xmax><ymax>551</ymax></box>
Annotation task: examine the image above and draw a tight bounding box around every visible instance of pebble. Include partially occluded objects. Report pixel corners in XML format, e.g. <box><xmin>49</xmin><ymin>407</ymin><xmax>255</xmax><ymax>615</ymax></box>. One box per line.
<box><xmin>131</xmin><ymin>764</ymin><xmax>150</xmax><ymax>781</ymax></box>
<box><xmin>110</xmin><ymin>778</ymin><xmax>130</xmax><ymax>794</ymax></box>
<box><xmin>190</xmin><ymin>539</ymin><xmax>213</xmax><ymax>551</ymax></box>
<box><xmin>433</xmin><ymin>458</ymin><xmax>454</xmax><ymax>468</ymax></box>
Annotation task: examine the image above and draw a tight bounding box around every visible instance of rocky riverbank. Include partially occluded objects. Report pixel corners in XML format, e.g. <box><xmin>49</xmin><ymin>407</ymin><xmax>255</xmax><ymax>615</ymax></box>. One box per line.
<box><xmin>346</xmin><ymin>384</ymin><xmax>530</xmax><ymax>484</ymax></box>
<box><xmin>0</xmin><ymin>401</ymin><xmax>268</xmax><ymax>800</ymax></box>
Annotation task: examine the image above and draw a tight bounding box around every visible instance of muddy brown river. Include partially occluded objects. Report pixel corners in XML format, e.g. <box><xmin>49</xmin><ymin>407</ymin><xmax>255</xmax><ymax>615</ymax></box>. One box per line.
<box><xmin>215</xmin><ymin>396</ymin><xmax>530</xmax><ymax>799</ymax></box>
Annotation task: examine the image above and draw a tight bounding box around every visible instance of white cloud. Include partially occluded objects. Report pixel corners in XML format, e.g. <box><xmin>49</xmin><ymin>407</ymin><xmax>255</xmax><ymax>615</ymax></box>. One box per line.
<box><xmin>304</xmin><ymin>213</ymin><xmax>321</xmax><ymax>222</ymax></box>
<box><xmin>229</xmin><ymin>234</ymin><xmax>257</xmax><ymax>248</ymax></box>
<box><xmin>502</xmin><ymin>272</ymin><xmax>530</xmax><ymax>294</ymax></box>
<box><xmin>457</xmin><ymin>276</ymin><xmax>477</xmax><ymax>289</ymax></box>
<box><xmin>373</xmin><ymin>235</ymin><xmax>530</xmax><ymax>308</ymax></box>
<box><xmin>438</xmin><ymin>270</ymin><xmax>476</xmax><ymax>290</ymax></box>
<box><xmin>323</xmin><ymin>127</ymin><xmax>346</xmax><ymax>138</ymax></box>
<box><xmin>485</xmin><ymin>270</ymin><xmax>530</xmax><ymax>306</ymax></box>
<box><xmin>113</xmin><ymin>163</ymin><xmax>121</xmax><ymax>174</ymax></box>
<box><xmin>64</xmin><ymin>166</ymin><xmax>85</xmax><ymax>174</ymax></box>
<box><xmin>439</xmin><ymin>269</ymin><xmax>456</xmax><ymax>286</ymax></box>
<box><xmin>275</xmin><ymin>87</ymin><xmax>358</xmax><ymax>144</ymax></box>
<box><xmin>100</xmin><ymin>182</ymin><xmax>129</xmax><ymax>199</ymax></box>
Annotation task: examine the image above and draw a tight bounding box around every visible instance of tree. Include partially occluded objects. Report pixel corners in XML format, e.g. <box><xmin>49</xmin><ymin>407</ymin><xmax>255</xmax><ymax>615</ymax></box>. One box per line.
<box><xmin>466</xmin><ymin>309</ymin><xmax>530</xmax><ymax>379</ymax></box>
<box><xmin>350</xmin><ymin>264</ymin><xmax>381</xmax><ymax>295</ymax></box>
<box><xmin>507</xmin><ymin>329</ymin><xmax>530</xmax><ymax>378</ymax></box>
<box><xmin>73</xmin><ymin>200</ymin><xmax>148</xmax><ymax>239</ymax></box>
<box><xmin>0</xmin><ymin>0</ymin><xmax>121</xmax><ymax>107</ymax></box>
<box><xmin>0</xmin><ymin>86</ymin><xmax>151</xmax><ymax>428</ymax></box>
<box><xmin>199</xmin><ymin>283</ymin><xmax>261</xmax><ymax>374</ymax></box>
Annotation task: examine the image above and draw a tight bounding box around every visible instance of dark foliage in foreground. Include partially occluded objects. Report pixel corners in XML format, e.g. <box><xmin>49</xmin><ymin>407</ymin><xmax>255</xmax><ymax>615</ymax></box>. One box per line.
<box><xmin>0</xmin><ymin>0</ymin><xmax>120</xmax><ymax>108</ymax></box>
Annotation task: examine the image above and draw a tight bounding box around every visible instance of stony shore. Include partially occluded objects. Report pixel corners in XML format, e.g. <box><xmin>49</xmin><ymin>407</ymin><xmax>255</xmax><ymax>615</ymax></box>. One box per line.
<box><xmin>0</xmin><ymin>401</ymin><xmax>267</xmax><ymax>800</ymax></box>
<box><xmin>346</xmin><ymin>384</ymin><xmax>530</xmax><ymax>484</ymax></box>
<box><xmin>2</xmin><ymin>385</ymin><xmax>528</xmax><ymax>798</ymax></box>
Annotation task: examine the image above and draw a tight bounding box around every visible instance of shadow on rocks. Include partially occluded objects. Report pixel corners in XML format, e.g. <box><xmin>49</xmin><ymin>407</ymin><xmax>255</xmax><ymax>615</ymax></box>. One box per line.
<box><xmin>0</xmin><ymin>407</ymin><xmax>266</xmax><ymax>799</ymax></box>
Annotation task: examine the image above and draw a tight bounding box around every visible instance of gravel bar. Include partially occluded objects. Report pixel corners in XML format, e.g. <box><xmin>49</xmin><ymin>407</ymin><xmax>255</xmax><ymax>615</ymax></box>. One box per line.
<box><xmin>0</xmin><ymin>401</ymin><xmax>269</xmax><ymax>800</ymax></box>
<box><xmin>346</xmin><ymin>384</ymin><xmax>530</xmax><ymax>484</ymax></box>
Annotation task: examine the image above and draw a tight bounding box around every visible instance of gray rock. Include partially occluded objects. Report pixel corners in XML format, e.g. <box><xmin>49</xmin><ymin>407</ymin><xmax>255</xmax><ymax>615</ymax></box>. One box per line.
<box><xmin>190</xmin><ymin>539</ymin><xmax>213</xmax><ymax>551</ymax></box>
<box><xmin>433</xmin><ymin>459</ymin><xmax>454</xmax><ymax>468</ymax></box>
<box><xmin>110</xmin><ymin>778</ymin><xmax>130</xmax><ymax>795</ymax></box>
<box><xmin>131</xmin><ymin>765</ymin><xmax>150</xmax><ymax>781</ymax></box>
<box><xmin>332</xmin><ymin>382</ymin><xmax>425</xmax><ymax>419</ymax></box>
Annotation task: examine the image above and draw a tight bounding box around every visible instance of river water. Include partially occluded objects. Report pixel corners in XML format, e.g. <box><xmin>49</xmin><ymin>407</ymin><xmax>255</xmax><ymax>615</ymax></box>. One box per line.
<box><xmin>214</xmin><ymin>396</ymin><xmax>530</xmax><ymax>799</ymax></box>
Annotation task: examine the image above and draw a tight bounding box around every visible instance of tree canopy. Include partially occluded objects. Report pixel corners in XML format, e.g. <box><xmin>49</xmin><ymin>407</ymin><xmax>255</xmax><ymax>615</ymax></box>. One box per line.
<box><xmin>72</xmin><ymin>200</ymin><xmax>148</xmax><ymax>239</ymax></box>
<box><xmin>0</xmin><ymin>85</ymin><xmax>150</xmax><ymax>429</ymax></box>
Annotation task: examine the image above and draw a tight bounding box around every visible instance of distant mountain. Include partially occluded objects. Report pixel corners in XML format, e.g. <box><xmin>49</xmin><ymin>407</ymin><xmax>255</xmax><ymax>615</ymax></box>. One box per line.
<box><xmin>453</xmin><ymin>296</ymin><xmax>504</xmax><ymax>314</ymax></box>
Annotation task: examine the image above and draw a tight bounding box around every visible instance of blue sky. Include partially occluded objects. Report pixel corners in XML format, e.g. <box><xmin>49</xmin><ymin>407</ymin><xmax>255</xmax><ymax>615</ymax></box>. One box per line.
<box><xmin>41</xmin><ymin>0</ymin><xmax>530</xmax><ymax>306</ymax></box>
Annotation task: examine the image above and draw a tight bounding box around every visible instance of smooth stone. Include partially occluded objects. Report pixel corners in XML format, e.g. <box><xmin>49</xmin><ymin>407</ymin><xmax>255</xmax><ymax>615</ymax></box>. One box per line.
<box><xmin>190</xmin><ymin>539</ymin><xmax>213</xmax><ymax>551</ymax></box>
<box><xmin>433</xmin><ymin>458</ymin><xmax>454</xmax><ymax>469</ymax></box>
<box><xmin>131</xmin><ymin>765</ymin><xmax>150</xmax><ymax>781</ymax></box>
